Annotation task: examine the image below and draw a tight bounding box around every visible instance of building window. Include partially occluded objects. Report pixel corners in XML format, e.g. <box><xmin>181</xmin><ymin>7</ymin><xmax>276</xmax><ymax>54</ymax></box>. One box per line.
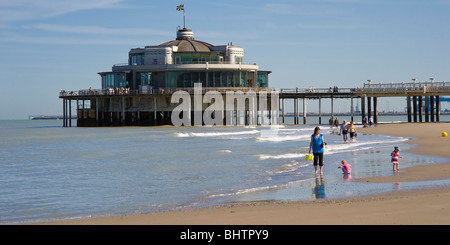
<box><xmin>130</xmin><ymin>54</ymin><xmax>144</xmax><ymax>65</ymax></box>
<box><xmin>140</xmin><ymin>72</ymin><xmax>152</xmax><ymax>86</ymax></box>
<box><xmin>257</xmin><ymin>72</ymin><xmax>268</xmax><ymax>88</ymax></box>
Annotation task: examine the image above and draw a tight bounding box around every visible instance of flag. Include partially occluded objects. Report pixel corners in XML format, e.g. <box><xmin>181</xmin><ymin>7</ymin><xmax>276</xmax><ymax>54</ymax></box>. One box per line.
<box><xmin>176</xmin><ymin>4</ymin><xmax>184</xmax><ymax>11</ymax></box>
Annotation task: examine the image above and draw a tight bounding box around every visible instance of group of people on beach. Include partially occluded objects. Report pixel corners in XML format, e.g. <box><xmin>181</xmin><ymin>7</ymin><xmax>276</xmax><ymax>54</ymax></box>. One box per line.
<box><xmin>307</xmin><ymin>124</ymin><xmax>402</xmax><ymax>177</ymax></box>
<box><xmin>328</xmin><ymin>117</ymin><xmax>358</xmax><ymax>143</ymax></box>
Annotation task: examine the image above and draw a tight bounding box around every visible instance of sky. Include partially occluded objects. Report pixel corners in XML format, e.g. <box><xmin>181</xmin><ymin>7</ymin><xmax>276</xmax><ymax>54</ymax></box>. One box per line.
<box><xmin>1</xmin><ymin>0</ymin><xmax>449</xmax><ymax>119</ymax></box>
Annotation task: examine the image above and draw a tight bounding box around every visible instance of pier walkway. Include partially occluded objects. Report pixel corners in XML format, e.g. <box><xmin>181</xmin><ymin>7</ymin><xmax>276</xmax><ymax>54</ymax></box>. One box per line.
<box><xmin>277</xmin><ymin>81</ymin><xmax>450</xmax><ymax>124</ymax></box>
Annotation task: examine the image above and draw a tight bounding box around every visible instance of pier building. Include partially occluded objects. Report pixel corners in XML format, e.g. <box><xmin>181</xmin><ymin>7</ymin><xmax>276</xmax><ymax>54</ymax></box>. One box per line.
<box><xmin>59</xmin><ymin>27</ymin><xmax>275</xmax><ymax>127</ymax></box>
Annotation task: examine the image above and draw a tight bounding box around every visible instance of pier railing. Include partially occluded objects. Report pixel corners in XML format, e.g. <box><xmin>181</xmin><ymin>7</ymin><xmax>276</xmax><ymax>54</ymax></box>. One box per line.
<box><xmin>59</xmin><ymin>87</ymin><xmax>277</xmax><ymax>97</ymax></box>
<box><xmin>355</xmin><ymin>81</ymin><xmax>450</xmax><ymax>94</ymax></box>
<box><xmin>60</xmin><ymin>81</ymin><xmax>450</xmax><ymax>98</ymax></box>
<box><xmin>279</xmin><ymin>87</ymin><xmax>354</xmax><ymax>93</ymax></box>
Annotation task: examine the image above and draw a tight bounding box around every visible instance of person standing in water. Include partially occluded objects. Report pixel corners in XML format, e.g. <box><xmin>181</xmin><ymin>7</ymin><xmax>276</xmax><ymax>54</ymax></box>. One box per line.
<box><xmin>340</xmin><ymin>120</ymin><xmax>349</xmax><ymax>143</ymax></box>
<box><xmin>309</xmin><ymin>126</ymin><xmax>326</xmax><ymax>176</ymax></box>
<box><xmin>391</xmin><ymin>146</ymin><xmax>403</xmax><ymax>172</ymax></box>
<box><xmin>348</xmin><ymin>121</ymin><xmax>357</xmax><ymax>142</ymax></box>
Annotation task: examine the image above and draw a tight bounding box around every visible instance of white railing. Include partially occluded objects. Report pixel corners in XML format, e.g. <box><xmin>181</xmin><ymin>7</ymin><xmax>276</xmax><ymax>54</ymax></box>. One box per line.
<box><xmin>363</xmin><ymin>81</ymin><xmax>450</xmax><ymax>88</ymax></box>
<box><xmin>112</xmin><ymin>60</ymin><xmax>257</xmax><ymax>67</ymax></box>
<box><xmin>59</xmin><ymin>87</ymin><xmax>277</xmax><ymax>97</ymax></box>
<box><xmin>279</xmin><ymin>87</ymin><xmax>354</xmax><ymax>93</ymax></box>
<box><xmin>356</xmin><ymin>81</ymin><xmax>450</xmax><ymax>94</ymax></box>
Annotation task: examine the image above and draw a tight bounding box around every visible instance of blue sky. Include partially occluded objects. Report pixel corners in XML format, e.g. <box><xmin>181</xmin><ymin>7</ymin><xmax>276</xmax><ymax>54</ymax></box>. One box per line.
<box><xmin>1</xmin><ymin>0</ymin><xmax>449</xmax><ymax>119</ymax></box>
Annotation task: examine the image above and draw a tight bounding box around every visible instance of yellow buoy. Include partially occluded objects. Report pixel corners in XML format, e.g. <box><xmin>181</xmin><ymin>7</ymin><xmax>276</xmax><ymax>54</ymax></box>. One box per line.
<box><xmin>443</xmin><ymin>131</ymin><xmax>448</xmax><ymax>137</ymax></box>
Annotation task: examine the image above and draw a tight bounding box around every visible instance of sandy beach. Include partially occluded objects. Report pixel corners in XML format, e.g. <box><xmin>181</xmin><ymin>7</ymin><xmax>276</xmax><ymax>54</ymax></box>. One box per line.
<box><xmin>35</xmin><ymin>122</ymin><xmax>450</xmax><ymax>225</ymax></box>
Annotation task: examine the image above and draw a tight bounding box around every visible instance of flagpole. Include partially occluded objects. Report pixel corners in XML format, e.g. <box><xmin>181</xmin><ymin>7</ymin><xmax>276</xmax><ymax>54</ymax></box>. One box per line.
<box><xmin>183</xmin><ymin>8</ymin><xmax>186</xmax><ymax>28</ymax></box>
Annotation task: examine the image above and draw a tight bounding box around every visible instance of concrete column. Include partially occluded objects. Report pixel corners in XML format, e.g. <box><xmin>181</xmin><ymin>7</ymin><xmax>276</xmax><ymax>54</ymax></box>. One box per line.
<box><xmin>430</xmin><ymin>96</ymin><xmax>435</xmax><ymax>122</ymax></box>
<box><xmin>319</xmin><ymin>97</ymin><xmax>322</xmax><ymax>124</ymax></box>
<box><xmin>331</xmin><ymin>96</ymin><xmax>334</xmax><ymax>121</ymax></box>
<box><xmin>367</xmin><ymin>96</ymin><xmax>372</xmax><ymax>122</ymax></box>
<box><xmin>63</xmin><ymin>99</ymin><xmax>66</xmax><ymax>127</ymax></box>
<box><xmin>436</xmin><ymin>96</ymin><xmax>440</xmax><ymax>122</ymax></box>
<box><xmin>407</xmin><ymin>96</ymin><xmax>412</xmax><ymax>123</ymax></box>
<box><xmin>361</xmin><ymin>96</ymin><xmax>366</xmax><ymax>123</ymax></box>
<box><xmin>412</xmin><ymin>96</ymin><xmax>417</xmax><ymax>122</ymax></box>
<box><xmin>425</xmin><ymin>95</ymin><xmax>429</xmax><ymax>122</ymax></box>
<box><xmin>154</xmin><ymin>96</ymin><xmax>157</xmax><ymax>123</ymax></box>
<box><xmin>350</xmin><ymin>97</ymin><xmax>354</xmax><ymax>122</ymax></box>
<box><xmin>96</xmin><ymin>98</ymin><xmax>99</xmax><ymax>122</ymax></box>
<box><xmin>303</xmin><ymin>98</ymin><xmax>306</xmax><ymax>124</ymax></box>
<box><xmin>69</xmin><ymin>100</ymin><xmax>71</xmax><ymax>127</ymax></box>
<box><xmin>293</xmin><ymin>99</ymin><xmax>297</xmax><ymax>124</ymax></box>
<box><xmin>373</xmin><ymin>97</ymin><xmax>378</xmax><ymax>124</ymax></box>
<box><xmin>418</xmin><ymin>96</ymin><xmax>423</xmax><ymax>122</ymax></box>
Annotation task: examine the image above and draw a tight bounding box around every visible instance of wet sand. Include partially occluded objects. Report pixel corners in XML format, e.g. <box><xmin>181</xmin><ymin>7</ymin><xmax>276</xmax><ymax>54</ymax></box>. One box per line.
<box><xmin>35</xmin><ymin>122</ymin><xmax>450</xmax><ymax>225</ymax></box>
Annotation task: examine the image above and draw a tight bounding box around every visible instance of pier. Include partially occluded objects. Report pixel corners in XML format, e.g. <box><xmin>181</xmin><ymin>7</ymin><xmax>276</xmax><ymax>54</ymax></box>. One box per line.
<box><xmin>279</xmin><ymin>80</ymin><xmax>450</xmax><ymax>125</ymax></box>
<box><xmin>59</xmin><ymin>87</ymin><xmax>280</xmax><ymax>127</ymax></box>
<box><xmin>60</xmin><ymin>80</ymin><xmax>450</xmax><ymax>127</ymax></box>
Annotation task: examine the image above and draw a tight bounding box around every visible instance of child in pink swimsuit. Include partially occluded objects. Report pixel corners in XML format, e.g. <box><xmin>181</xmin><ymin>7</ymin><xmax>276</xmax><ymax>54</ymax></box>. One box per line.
<box><xmin>338</xmin><ymin>160</ymin><xmax>351</xmax><ymax>174</ymax></box>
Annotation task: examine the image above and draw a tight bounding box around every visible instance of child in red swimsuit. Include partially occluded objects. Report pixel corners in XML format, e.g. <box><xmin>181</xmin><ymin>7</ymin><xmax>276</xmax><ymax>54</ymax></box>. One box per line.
<box><xmin>391</xmin><ymin>146</ymin><xmax>402</xmax><ymax>172</ymax></box>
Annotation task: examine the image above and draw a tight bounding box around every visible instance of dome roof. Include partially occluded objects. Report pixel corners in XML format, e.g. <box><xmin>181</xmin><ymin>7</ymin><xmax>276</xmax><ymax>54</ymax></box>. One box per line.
<box><xmin>159</xmin><ymin>28</ymin><xmax>213</xmax><ymax>52</ymax></box>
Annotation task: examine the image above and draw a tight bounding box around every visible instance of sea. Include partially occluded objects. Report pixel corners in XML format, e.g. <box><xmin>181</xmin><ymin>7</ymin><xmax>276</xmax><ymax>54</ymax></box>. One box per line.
<box><xmin>1</xmin><ymin>115</ymin><xmax>450</xmax><ymax>224</ymax></box>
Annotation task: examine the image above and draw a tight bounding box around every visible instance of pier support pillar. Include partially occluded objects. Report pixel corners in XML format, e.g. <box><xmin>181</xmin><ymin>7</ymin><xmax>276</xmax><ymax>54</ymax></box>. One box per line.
<box><xmin>430</xmin><ymin>96</ymin><xmax>435</xmax><ymax>122</ymax></box>
<box><xmin>412</xmin><ymin>96</ymin><xmax>417</xmax><ymax>122</ymax></box>
<box><xmin>303</xmin><ymin>98</ymin><xmax>306</xmax><ymax>124</ymax></box>
<box><xmin>436</xmin><ymin>96</ymin><xmax>440</xmax><ymax>122</ymax></box>
<box><xmin>282</xmin><ymin>99</ymin><xmax>285</xmax><ymax>124</ymax></box>
<box><xmin>361</xmin><ymin>96</ymin><xmax>366</xmax><ymax>123</ymax></box>
<box><xmin>63</xmin><ymin>99</ymin><xmax>66</xmax><ymax>127</ymax></box>
<box><xmin>373</xmin><ymin>97</ymin><xmax>378</xmax><ymax>124</ymax></box>
<box><xmin>407</xmin><ymin>96</ymin><xmax>412</xmax><ymax>123</ymax></box>
<box><xmin>153</xmin><ymin>96</ymin><xmax>157</xmax><ymax>125</ymax></box>
<box><xmin>425</xmin><ymin>95</ymin><xmax>430</xmax><ymax>122</ymax></box>
<box><xmin>367</xmin><ymin>96</ymin><xmax>372</xmax><ymax>122</ymax></box>
<box><xmin>418</xmin><ymin>96</ymin><xmax>423</xmax><ymax>122</ymax></box>
<box><xmin>293</xmin><ymin>98</ymin><xmax>297</xmax><ymax>124</ymax></box>
<box><xmin>319</xmin><ymin>97</ymin><xmax>322</xmax><ymax>124</ymax></box>
<box><xmin>69</xmin><ymin>99</ymin><xmax>72</xmax><ymax>127</ymax></box>
<box><xmin>331</xmin><ymin>96</ymin><xmax>334</xmax><ymax>122</ymax></box>
<box><xmin>350</xmin><ymin>97</ymin><xmax>354</xmax><ymax>122</ymax></box>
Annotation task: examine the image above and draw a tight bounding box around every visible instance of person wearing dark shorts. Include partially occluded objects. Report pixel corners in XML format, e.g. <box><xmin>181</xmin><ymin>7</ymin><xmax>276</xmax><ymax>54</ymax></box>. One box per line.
<box><xmin>309</xmin><ymin>126</ymin><xmax>325</xmax><ymax>175</ymax></box>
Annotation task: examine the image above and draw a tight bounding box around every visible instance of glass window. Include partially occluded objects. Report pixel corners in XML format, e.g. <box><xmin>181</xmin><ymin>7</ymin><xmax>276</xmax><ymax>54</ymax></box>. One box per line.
<box><xmin>215</xmin><ymin>72</ymin><xmax>221</xmax><ymax>87</ymax></box>
<box><xmin>228</xmin><ymin>72</ymin><xmax>234</xmax><ymax>87</ymax></box>
<box><xmin>192</xmin><ymin>72</ymin><xmax>199</xmax><ymax>84</ymax></box>
<box><xmin>130</xmin><ymin>54</ymin><xmax>144</xmax><ymax>65</ymax></box>
<box><xmin>207</xmin><ymin>72</ymin><xmax>214</xmax><ymax>87</ymax></box>
<box><xmin>184</xmin><ymin>72</ymin><xmax>191</xmax><ymax>87</ymax></box>
<box><xmin>165</xmin><ymin>72</ymin><xmax>177</xmax><ymax>88</ymax></box>
<box><xmin>140</xmin><ymin>72</ymin><xmax>152</xmax><ymax>86</ymax></box>
<box><xmin>177</xmin><ymin>72</ymin><xmax>183</xmax><ymax>87</ymax></box>
<box><xmin>257</xmin><ymin>72</ymin><xmax>268</xmax><ymax>88</ymax></box>
<box><xmin>200</xmin><ymin>72</ymin><xmax>206</xmax><ymax>87</ymax></box>
<box><xmin>222</xmin><ymin>72</ymin><xmax>228</xmax><ymax>87</ymax></box>
<box><xmin>182</xmin><ymin>54</ymin><xmax>192</xmax><ymax>64</ymax></box>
